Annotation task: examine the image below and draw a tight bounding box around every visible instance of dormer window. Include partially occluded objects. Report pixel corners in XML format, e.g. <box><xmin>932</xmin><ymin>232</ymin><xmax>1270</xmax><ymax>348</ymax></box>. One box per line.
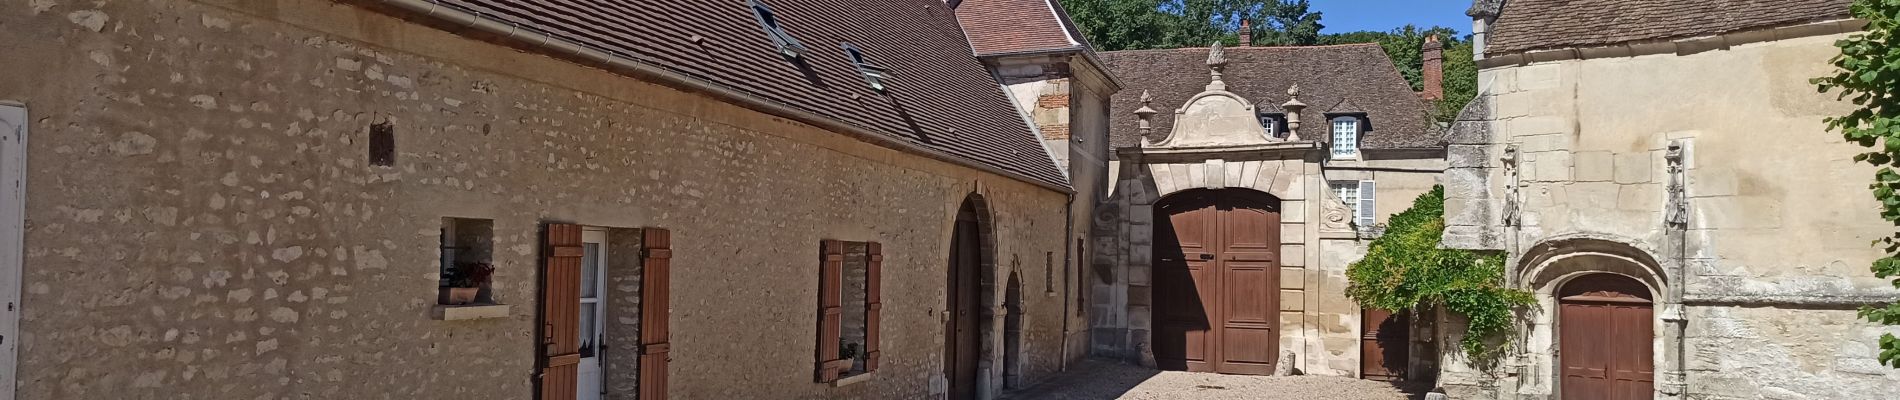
<box><xmin>748</xmin><ymin>0</ymin><xmax>807</xmax><ymax>59</ymax></box>
<box><xmin>840</xmin><ymin>43</ymin><xmax>890</xmax><ymax>92</ymax></box>
<box><xmin>1257</xmin><ymin>113</ymin><xmax>1283</xmax><ymax>138</ymax></box>
<box><xmin>1330</xmin><ymin>116</ymin><xmax>1362</xmax><ymax>159</ymax></box>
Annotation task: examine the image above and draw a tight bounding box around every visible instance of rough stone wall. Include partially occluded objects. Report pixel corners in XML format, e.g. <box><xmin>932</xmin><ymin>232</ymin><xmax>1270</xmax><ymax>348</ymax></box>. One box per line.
<box><xmin>0</xmin><ymin>1</ymin><xmax>1074</xmax><ymax>399</ymax></box>
<box><xmin>1440</xmin><ymin>27</ymin><xmax>1900</xmax><ymax>399</ymax></box>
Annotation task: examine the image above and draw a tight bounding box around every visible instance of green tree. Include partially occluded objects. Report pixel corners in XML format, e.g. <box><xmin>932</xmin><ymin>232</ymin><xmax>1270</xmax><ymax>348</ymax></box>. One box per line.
<box><xmin>1064</xmin><ymin>0</ymin><xmax>1323</xmax><ymax>50</ymax></box>
<box><xmin>1813</xmin><ymin>0</ymin><xmax>1900</xmax><ymax>369</ymax></box>
<box><xmin>1346</xmin><ymin>186</ymin><xmax>1532</xmax><ymax>361</ymax></box>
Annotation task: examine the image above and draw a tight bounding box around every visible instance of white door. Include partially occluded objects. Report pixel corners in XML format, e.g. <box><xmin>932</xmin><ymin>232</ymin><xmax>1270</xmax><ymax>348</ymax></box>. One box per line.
<box><xmin>0</xmin><ymin>102</ymin><xmax>25</xmax><ymax>400</ymax></box>
<box><xmin>577</xmin><ymin>229</ymin><xmax>607</xmax><ymax>400</ymax></box>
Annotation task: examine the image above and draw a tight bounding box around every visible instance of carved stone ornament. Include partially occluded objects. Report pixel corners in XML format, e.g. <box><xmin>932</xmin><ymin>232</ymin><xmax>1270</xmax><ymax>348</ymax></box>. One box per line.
<box><xmin>1144</xmin><ymin>44</ymin><xmax>1276</xmax><ymax>149</ymax></box>
<box><xmin>1321</xmin><ymin>195</ymin><xmax>1353</xmax><ymax>232</ymax></box>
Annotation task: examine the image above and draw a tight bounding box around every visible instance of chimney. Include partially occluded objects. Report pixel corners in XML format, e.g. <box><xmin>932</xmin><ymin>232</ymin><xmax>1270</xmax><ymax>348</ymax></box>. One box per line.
<box><xmin>1421</xmin><ymin>34</ymin><xmax>1444</xmax><ymax>101</ymax></box>
<box><xmin>1239</xmin><ymin>19</ymin><xmax>1252</xmax><ymax>47</ymax></box>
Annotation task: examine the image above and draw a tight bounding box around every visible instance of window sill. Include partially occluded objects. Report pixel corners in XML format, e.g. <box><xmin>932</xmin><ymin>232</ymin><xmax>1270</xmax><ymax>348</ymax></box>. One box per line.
<box><xmin>432</xmin><ymin>304</ymin><xmax>511</xmax><ymax>321</ymax></box>
<box><xmin>832</xmin><ymin>372</ymin><xmax>875</xmax><ymax>388</ymax></box>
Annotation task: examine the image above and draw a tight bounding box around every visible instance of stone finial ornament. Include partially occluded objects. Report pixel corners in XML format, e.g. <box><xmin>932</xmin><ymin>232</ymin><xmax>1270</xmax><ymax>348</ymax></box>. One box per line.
<box><xmin>1205</xmin><ymin>42</ymin><xmax>1228</xmax><ymax>90</ymax></box>
<box><xmin>1134</xmin><ymin>90</ymin><xmax>1159</xmax><ymax>144</ymax></box>
<box><xmin>1281</xmin><ymin>85</ymin><xmax>1307</xmax><ymax>141</ymax></box>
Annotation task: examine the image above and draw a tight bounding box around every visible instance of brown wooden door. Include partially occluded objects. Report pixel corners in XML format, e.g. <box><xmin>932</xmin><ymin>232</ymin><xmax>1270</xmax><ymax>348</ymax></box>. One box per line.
<box><xmin>946</xmin><ymin>207</ymin><xmax>982</xmax><ymax>399</ymax></box>
<box><xmin>1360</xmin><ymin>309</ymin><xmax>1409</xmax><ymax>381</ymax></box>
<box><xmin>540</xmin><ymin>224</ymin><xmax>584</xmax><ymax>400</ymax></box>
<box><xmin>1559</xmin><ymin>274</ymin><xmax>1653</xmax><ymax>400</ymax></box>
<box><xmin>1154</xmin><ymin>189</ymin><xmax>1280</xmax><ymax>375</ymax></box>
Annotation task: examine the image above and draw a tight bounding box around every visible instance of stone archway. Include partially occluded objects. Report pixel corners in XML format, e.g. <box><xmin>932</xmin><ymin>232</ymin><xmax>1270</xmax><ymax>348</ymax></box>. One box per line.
<box><xmin>1003</xmin><ymin>272</ymin><xmax>1024</xmax><ymax>388</ymax></box>
<box><xmin>1516</xmin><ymin>236</ymin><xmax>1675</xmax><ymax>400</ymax></box>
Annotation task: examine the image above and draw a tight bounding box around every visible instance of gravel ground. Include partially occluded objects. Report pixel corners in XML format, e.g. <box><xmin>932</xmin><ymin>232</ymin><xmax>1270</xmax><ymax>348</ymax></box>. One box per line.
<box><xmin>1003</xmin><ymin>360</ymin><xmax>1418</xmax><ymax>400</ymax></box>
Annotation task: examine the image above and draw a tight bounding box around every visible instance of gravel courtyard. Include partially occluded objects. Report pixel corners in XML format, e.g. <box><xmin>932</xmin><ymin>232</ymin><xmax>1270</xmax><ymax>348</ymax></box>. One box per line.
<box><xmin>1002</xmin><ymin>360</ymin><xmax>1419</xmax><ymax>400</ymax></box>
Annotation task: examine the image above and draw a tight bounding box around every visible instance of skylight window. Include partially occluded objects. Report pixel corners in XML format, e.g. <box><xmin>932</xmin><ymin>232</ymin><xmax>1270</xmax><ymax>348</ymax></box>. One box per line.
<box><xmin>840</xmin><ymin>43</ymin><xmax>891</xmax><ymax>92</ymax></box>
<box><xmin>748</xmin><ymin>0</ymin><xmax>807</xmax><ymax>59</ymax></box>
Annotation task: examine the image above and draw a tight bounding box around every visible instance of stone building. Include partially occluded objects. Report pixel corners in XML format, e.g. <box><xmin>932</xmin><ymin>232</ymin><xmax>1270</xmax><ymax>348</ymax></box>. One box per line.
<box><xmin>1089</xmin><ymin>40</ymin><xmax>1448</xmax><ymax>378</ymax></box>
<box><xmin>0</xmin><ymin>0</ymin><xmax>1089</xmax><ymax>399</ymax></box>
<box><xmin>1440</xmin><ymin>0</ymin><xmax>1900</xmax><ymax>398</ymax></box>
<box><xmin>953</xmin><ymin>0</ymin><xmax>1123</xmax><ymax>383</ymax></box>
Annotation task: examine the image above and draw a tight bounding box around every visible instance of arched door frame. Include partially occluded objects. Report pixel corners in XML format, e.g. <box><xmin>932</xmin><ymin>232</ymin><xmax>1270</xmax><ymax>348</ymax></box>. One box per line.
<box><xmin>946</xmin><ymin>193</ymin><xmax>1002</xmax><ymax>399</ymax></box>
<box><xmin>1518</xmin><ymin>236</ymin><xmax>1678</xmax><ymax>400</ymax></box>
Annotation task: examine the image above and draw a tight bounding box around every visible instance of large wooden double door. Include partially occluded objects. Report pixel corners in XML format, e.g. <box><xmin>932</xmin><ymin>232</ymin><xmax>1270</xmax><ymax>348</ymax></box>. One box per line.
<box><xmin>1558</xmin><ymin>273</ymin><xmax>1654</xmax><ymax>400</ymax></box>
<box><xmin>1154</xmin><ymin>189</ymin><xmax>1281</xmax><ymax>375</ymax></box>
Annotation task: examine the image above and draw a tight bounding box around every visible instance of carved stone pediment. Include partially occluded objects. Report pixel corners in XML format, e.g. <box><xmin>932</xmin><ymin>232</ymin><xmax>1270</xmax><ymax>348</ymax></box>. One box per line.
<box><xmin>1146</xmin><ymin>91</ymin><xmax>1271</xmax><ymax>148</ymax></box>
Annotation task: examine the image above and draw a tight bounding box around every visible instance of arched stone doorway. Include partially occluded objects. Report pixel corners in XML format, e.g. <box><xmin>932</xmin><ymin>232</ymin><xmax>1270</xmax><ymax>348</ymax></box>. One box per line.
<box><xmin>1151</xmin><ymin>188</ymin><xmax>1282</xmax><ymax>375</ymax></box>
<box><xmin>945</xmin><ymin>194</ymin><xmax>997</xmax><ymax>400</ymax></box>
<box><xmin>1557</xmin><ymin>273</ymin><xmax>1655</xmax><ymax>400</ymax></box>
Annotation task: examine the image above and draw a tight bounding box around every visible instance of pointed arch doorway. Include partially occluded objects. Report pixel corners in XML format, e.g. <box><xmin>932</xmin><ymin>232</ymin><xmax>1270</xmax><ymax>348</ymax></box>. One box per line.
<box><xmin>1152</xmin><ymin>188</ymin><xmax>1282</xmax><ymax>375</ymax></box>
<box><xmin>945</xmin><ymin>198</ymin><xmax>985</xmax><ymax>399</ymax></box>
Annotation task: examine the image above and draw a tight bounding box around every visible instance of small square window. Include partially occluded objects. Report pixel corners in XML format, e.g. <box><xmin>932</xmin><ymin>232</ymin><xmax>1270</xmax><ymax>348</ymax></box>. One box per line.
<box><xmin>1331</xmin><ymin>117</ymin><xmax>1361</xmax><ymax>159</ymax></box>
<box><xmin>440</xmin><ymin>217</ymin><xmax>495</xmax><ymax>305</ymax></box>
<box><xmin>749</xmin><ymin>0</ymin><xmax>808</xmax><ymax>59</ymax></box>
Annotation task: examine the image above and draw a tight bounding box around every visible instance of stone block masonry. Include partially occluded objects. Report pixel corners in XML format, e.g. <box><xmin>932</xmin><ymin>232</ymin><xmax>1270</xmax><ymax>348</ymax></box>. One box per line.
<box><xmin>0</xmin><ymin>1</ymin><xmax>1076</xmax><ymax>399</ymax></box>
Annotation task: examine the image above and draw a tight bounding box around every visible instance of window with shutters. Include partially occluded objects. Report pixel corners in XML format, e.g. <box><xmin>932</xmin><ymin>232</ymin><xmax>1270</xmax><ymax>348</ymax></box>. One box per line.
<box><xmin>1329</xmin><ymin>180</ymin><xmax>1379</xmax><ymax>235</ymax></box>
<box><xmin>816</xmin><ymin>240</ymin><xmax>881</xmax><ymax>384</ymax></box>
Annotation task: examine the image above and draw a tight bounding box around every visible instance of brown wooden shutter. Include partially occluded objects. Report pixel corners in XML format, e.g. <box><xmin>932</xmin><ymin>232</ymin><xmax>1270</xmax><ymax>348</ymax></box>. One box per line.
<box><xmin>539</xmin><ymin>223</ymin><xmax>584</xmax><ymax>400</ymax></box>
<box><xmin>815</xmin><ymin>240</ymin><xmax>846</xmax><ymax>382</ymax></box>
<box><xmin>865</xmin><ymin>242</ymin><xmax>882</xmax><ymax>372</ymax></box>
<box><xmin>640</xmin><ymin>228</ymin><xmax>673</xmax><ymax>400</ymax></box>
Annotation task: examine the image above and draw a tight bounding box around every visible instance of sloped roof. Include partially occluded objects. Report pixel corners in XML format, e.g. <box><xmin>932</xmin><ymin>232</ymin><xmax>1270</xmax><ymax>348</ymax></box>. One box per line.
<box><xmin>373</xmin><ymin>0</ymin><xmax>1067</xmax><ymax>188</ymax></box>
<box><xmin>1484</xmin><ymin>0</ymin><xmax>1853</xmax><ymax>56</ymax></box>
<box><xmin>1100</xmin><ymin>45</ymin><xmax>1439</xmax><ymax>150</ymax></box>
<box><xmin>954</xmin><ymin>0</ymin><xmax>1089</xmax><ymax>56</ymax></box>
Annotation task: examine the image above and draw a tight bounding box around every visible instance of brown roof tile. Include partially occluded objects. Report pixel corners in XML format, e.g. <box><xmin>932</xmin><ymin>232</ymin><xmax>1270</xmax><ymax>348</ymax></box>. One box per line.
<box><xmin>1485</xmin><ymin>0</ymin><xmax>1853</xmax><ymax>56</ymax></box>
<box><xmin>1100</xmin><ymin>45</ymin><xmax>1440</xmax><ymax>150</ymax></box>
<box><xmin>373</xmin><ymin>0</ymin><xmax>1067</xmax><ymax>188</ymax></box>
<box><xmin>954</xmin><ymin>0</ymin><xmax>1088</xmax><ymax>56</ymax></box>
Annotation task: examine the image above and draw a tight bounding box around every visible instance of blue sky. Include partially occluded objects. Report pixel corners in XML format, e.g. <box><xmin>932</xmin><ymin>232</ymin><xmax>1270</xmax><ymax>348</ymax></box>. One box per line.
<box><xmin>1307</xmin><ymin>0</ymin><xmax>1472</xmax><ymax>35</ymax></box>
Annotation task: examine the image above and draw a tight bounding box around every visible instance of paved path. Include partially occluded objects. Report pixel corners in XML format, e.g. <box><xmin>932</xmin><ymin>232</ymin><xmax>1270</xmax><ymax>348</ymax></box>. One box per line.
<box><xmin>1003</xmin><ymin>360</ymin><xmax>1417</xmax><ymax>400</ymax></box>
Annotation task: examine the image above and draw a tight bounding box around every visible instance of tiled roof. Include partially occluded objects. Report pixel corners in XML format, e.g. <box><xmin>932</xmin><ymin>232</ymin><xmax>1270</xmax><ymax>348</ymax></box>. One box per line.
<box><xmin>1485</xmin><ymin>0</ymin><xmax>1853</xmax><ymax>56</ymax></box>
<box><xmin>374</xmin><ymin>0</ymin><xmax>1067</xmax><ymax>188</ymax></box>
<box><xmin>954</xmin><ymin>0</ymin><xmax>1087</xmax><ymax>56</ymax></box>
<box><xmin>1100</xmin><ymin>45</ymin><xmax>1440</xmax><ymax>150</ymax></box>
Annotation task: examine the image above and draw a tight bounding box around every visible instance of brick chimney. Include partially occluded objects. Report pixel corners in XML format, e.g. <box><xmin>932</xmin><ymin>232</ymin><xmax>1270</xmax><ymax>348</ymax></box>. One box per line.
<box><xmin>1421</xmin><ymin>34</ymin><xmax>1444</xmax><ymax>101</ymax></box>
<box><xmin>1239</xmin><ymin>19</ymin><xmax>1251</xmax><ymax>47</ymax></box>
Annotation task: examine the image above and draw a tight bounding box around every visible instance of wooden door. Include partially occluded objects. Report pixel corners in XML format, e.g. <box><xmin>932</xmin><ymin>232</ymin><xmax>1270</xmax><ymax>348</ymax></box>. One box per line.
<box><xmin>945</xmin><ymin>207</ymin><xmax>981</xmax><ymax>399</ymax></box>
<box><xmin>1360</xmin><ymin>309</ymin><xmax>1409</xmax><ymax>381</ymax></box>
<box><xmin>1559</xmin><ymin>274</ymin><xmax>1653</xmax><ymax>400</ymax></box>
<box><xmin>540</xmin><ymin>224</ymin><xmax>585</xmax><ymax>400</ymax></box>
<box><xmin>1154</xmin><ymin>189</ymin><xmax>1279</xmax><ymax>375</ymax></box>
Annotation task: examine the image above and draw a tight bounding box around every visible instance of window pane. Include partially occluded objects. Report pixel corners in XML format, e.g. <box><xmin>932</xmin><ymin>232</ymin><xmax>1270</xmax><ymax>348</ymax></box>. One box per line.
<box><xmin>581</xmin><ymin>243</ymin><xmax>601</xmax><ymax>298</ymax></box>
<box><xmin>579</xmin><ymin>302</ymin><xmax>598</xmax><ymax>358</ymax></box>
<box><xmin>1332</xmin><ymin>118</ymin><xmax>1359</xmax><ymax>157</ymax></box>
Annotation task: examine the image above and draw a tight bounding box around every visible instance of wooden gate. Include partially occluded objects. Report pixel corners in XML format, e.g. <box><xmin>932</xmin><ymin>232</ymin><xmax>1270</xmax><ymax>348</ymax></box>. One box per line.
<box><xmin>1153</xmin><ymin>189</ymin><xmax>1280</xmax><ymax>375</ymax></box>
<box><xmin>1559</xmin><ymin>274</ymin><xmax>1653</xmax><ymax>400</ymax></box>
<box><xmin>1360</xmin><ymin>309</ymin><xmax>1409</xmax><ymax>381</ymax></box>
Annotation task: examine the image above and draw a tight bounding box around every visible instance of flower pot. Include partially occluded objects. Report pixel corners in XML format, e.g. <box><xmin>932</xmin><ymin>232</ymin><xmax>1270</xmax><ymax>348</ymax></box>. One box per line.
<box><xmin>440</xmin><ymin>287</ymin><xmax>480</xmax><ymax>305</ymax></box>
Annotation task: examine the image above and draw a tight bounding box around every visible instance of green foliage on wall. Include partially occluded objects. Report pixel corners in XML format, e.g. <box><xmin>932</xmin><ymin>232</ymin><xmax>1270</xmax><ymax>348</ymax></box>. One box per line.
<box><xmin>1345</xmin><ymin>186</ymin><xmax>1533</xmax><ymax>363</ymax></box>
<box><xmin>1814</xmin><ymin>0</ymin><xmax>1900</xmax><ymax>369</ymax></box>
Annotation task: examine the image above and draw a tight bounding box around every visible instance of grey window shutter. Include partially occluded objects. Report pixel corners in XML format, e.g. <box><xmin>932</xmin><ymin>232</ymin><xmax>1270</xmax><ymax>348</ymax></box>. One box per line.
<box><xmin>1357</xmin><ymin>180</ymin><xmax>1377</xmax><ymax>228</ymax></box>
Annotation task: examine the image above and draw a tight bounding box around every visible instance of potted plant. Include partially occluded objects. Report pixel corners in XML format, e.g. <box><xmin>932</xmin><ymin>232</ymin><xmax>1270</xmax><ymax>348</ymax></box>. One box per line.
<box><xmin>440</xmin><ymin>262</ymin><xmax>494</xmax><ymax>305</ymax></box>
<box><xmin>840</xmin><ymin>342</ymin><xmax>863</xmax><ymax>373</ymax></box>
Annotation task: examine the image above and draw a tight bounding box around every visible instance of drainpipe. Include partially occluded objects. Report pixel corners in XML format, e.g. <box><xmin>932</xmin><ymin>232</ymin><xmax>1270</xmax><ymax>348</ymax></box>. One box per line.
<box><xmin>1060</xmin><ymin>191</ymin><xmax>1075</xmax><ymax>373</ymax></box>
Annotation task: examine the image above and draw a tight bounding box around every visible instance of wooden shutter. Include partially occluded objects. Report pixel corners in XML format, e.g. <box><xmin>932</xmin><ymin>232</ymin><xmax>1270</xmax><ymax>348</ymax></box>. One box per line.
<box><xmin>640</xmin><ymin>228</ymin><xmax>672</xmax><ymax>400</ymax></box>
<box><xmin>864</xmin><ymin>242</ymin><xmax>882</xmax><ymax>372</ymax></box>
<box><xmin>539</xmin><ymin>223</ymin><xmax>585</xmax><ymax>400</ymax></box>
<box><xmin>1357</xmin><ymin>180</ymin><xmax>1377</xmax><ymax>228</ymax></box>
<box><xmin>815</xmin><ymin>240</ymin><xmax>846</xmax><ymax>382</ymax></box>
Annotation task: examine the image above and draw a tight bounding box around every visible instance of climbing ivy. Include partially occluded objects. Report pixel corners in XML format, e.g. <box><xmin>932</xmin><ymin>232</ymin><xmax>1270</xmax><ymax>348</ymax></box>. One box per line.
<box><xmin>1345</xmin><ymin>186</ymin><xmax>1533</xmax><ymax>364</ymax></box>
<box><xmin>1814</xmin><ymin>0</ymin><xmax>1900</xmax><ymax>369</ymax></box>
